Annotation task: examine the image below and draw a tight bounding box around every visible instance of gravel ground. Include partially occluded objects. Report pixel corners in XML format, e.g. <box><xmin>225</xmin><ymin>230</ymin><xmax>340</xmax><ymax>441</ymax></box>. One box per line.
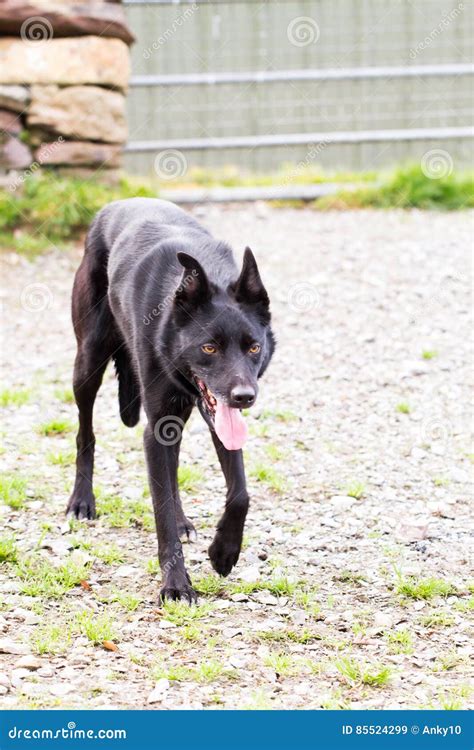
<box><xmin>0</xmin><ymin>205</ymin><xmax>472</xmax><ymax>710</ymax></box>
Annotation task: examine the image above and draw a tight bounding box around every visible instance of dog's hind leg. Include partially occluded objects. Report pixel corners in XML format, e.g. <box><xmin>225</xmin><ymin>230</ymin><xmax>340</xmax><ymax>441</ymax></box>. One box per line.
<box><xmin>67</xmin><ymin>342</ymin><xmax>111</xmax><ymax>519</ymax></box>
<box><xmin>67</xmin><ymin>228</ymin><xmax>118</xmax><ymax>520</ymax></box>
<box><xmin>208</xmin><ymin>432</ymin><xmax>249</xmax><ymax>577</ymax></box>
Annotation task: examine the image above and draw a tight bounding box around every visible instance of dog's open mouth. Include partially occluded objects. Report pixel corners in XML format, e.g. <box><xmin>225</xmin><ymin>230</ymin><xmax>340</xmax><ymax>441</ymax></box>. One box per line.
<box><xmin>194</xmin><ymin>377</ymin><xmax>217</xmax><ymax>418</ymax></box>
<box><xmin>194</xmin><ymin>376</ymin><xmax>248</xmax><ymax>451</ymax></box>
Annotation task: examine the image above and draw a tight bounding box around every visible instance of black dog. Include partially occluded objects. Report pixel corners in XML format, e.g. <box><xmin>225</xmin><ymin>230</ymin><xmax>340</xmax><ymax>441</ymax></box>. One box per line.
<box><xmin>67</xmin><ymin>199</ymin><xmax>275</xmax><ymax>602</ymax></box>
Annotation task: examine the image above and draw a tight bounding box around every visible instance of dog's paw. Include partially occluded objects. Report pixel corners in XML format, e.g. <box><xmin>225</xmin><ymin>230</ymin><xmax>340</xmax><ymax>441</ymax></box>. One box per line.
<box><xmin>66</xmin><ymin>492</ymin><xmax>96</xmax><ymax>521</ymax></box>
<box><xmin>160</xmin><ymin>570</ymin><xmax>198</xmax><ymax>604</ymax></box>
<box><xmin>178</xmin><ymin>517</ymin><xmax>197</xmax><ymax>543</ymax></box>
<box><xmin>208</xmin><ymin>533</ymin><xmax>241</xmax><ymax>577</ymax></box>
<box><xmin>160</xmin><ymin>582</ymin><xmax>198</xmax><ymax>604</ymax></box>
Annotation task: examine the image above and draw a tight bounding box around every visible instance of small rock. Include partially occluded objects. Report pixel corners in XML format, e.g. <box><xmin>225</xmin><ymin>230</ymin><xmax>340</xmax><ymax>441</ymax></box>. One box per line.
<box><xmin>0</xmin><ymin>685</ymin><xmax>8</xmax><ymax>695</ymax></box>
<box><xmin>238</xmin><ymin>566</ymin><xmax>260</xmax><ymax>583</ymax></box>
<box><xmin>230</xmin><ymin>593</ymin><xmax>249</xmax><ymax>603</ymax></box>
<box><xmin>0</xmin><ymin>673</ymin><xmax>10</xmax><ymax>689</ymax></box>
<box><xmin>158</xmin><ymin>620</ymin><xmax>176</xmax><ymax>630</ymax></box>
<box><xmin>330</xmin><ymin>495</ymin><xmax>355</xmax><ymax>510</ymax></box>
<box><xmin>49</xmin><ymin>683</ymin><xmax>75</xmax><ymax>697</ymax></box>
<box><xmin>0</xmin><ymin>638</ymin><xmax>29</xmax><ymax>655</ymax></box>
<box><xmin>15</xmin><ymin>655</ymin><xmax>42</xmax><ymax>671</ymax></box>
<box><xmin>148</xmin><ymin>678</ymin><xmax>170</xmax><ymax>703</ymax></box>
<box><xmin>37</xmin><ymin>667</ymin><xmax>54</xmax><ymax>678</ymax></box>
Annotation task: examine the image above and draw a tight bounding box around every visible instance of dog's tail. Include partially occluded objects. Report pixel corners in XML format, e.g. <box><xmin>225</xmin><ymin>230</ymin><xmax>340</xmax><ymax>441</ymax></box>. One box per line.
<box><xmin>113</xmin><ymin>347</ymin><xmax>141</xmax><ymax>427</ymax></box>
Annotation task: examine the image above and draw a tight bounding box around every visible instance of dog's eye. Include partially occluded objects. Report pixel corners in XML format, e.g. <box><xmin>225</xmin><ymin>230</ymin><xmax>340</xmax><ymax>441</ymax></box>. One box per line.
<box><xmin>201</xmin><ymin>344</ymin><xmax>217</xmax><ymax>355</ymax></box>
<box><xmin>248</xmin><ymin>343</ymin><xmax>261</xmax><ymax>354</ymax></box>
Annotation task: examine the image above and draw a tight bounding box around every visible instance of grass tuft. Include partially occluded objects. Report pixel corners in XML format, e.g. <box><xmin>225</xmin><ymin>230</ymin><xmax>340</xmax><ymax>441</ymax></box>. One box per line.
<box><xmin>0</xmin><ymin>474</ymin><xmax>28</xmax><ymax>509</ymax></box>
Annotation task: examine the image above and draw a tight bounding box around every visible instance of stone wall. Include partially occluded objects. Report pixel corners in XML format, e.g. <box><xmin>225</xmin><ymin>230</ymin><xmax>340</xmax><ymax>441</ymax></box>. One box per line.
<box><xmin>0</xmin><ymin>1</ymin><xmax>133</xmax><ymax>182</ymax></box>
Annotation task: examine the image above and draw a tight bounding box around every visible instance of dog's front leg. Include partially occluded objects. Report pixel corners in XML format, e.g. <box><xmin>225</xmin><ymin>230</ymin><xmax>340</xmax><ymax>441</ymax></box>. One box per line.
<box><xmin>144</xmin><ymin>423</ymin><xmax>197</xmax><ymax>603</ymax></box>
<box><xmin>208</xmin><ymin>432</ymin><xmax>249</xmax><ymax>577</ymax></box>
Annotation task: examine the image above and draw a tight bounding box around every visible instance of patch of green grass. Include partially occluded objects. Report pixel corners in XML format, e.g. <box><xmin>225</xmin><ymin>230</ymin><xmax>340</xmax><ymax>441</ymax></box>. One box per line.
<box><xmin>230</xmin><ymin>574</ymin><xmax>298</xmax><ymax>598</ymax></box>
<box><xmin>264</xmin><ymin>651</ymin><xmax>299</xmax><ymax>677</ymax></box>
<box><xmin>96</xmin><ymin>492</ymin><xmax>153</xmax><ymax>531</ymax></box>
<box><xmin>152</xmin><ymin>657</ymin><xmax>234</xmax><ymax>684</ymax></box>
<box><xmin>177</xmin><ymin>465</ymin><xmax>204</xmax><ymax>493</ymax></box>
<box><xmin>433</xmin><ymin>649</ymin><xmax>466</xmax><ymax>672</ymax></box>
<box><xmin>54</xmin><ymin>387</ymin><xmax>74</xmax><ymax>404</ymax></box>
<box><xmin>38</xmin><ymin>419</ymin><xmax>73</xmax><ymax>436</ymax></box>
<box><xmin>315</xmin><ymin>164</ymin><xmax>474</xmax><ymax>211</ymax></box>
<box><xmin>264</xmin><ymin>444</ymin><xmax>287</xmax><ymax>461</ymax></box>
<box><xmin>108</xmin><ymin>590</ymin><xmax>142</xmax><ymax>612</ymax></box>
<box><xmin>259</xmin><ymin>409</ymin><xmax>299</xmax><ymax>423</ymax></box>
<box><xmin>432</xmin><ymin>476</ymin><xmax>450</xmax><ymax>487</ymax></box>
<box><xmin>31</xmin><ymin>622</ymin><xmax>71</xmax><ymax>655</ymax></box>
<box><xmin>0</xmin><ymin>388</ymin><xmax>31</xmax><ymax>407</ymax></box>
<box><xmin>15</xmin><ymin>556</ymin><xmax>90</xmax><ymax>599</ymax></box>
<box><xmin>0</xmin><ymin>535</ymin><xmax>18</xmax><ymax>563</ymax></box>
<box><xmin>344</xmin><ymin>481</ymin><xmax>366</xmax><ymax>499</ymax></box>
<box><xmin>179</xmin><ymin>624</ymin><xmax>203</xmax><ymax>642</ymax></box>
<box><xmin>258</xmin><ymin>628</ymin><xmax>321</xmax><ymax>645</ymax></box>
<box><xmin>336</xmin><ymin>570</ymin><xmax>366</xmax><ymax>586</ymax></box>
<box><xmin>73</xmin><ymin>611</ymin><xmax>118</xmax><ymax>645</ymax></box>
<box><xmin>0</xmin><ymin>172</ymin><xmax>155</xmax><ymax>246</ymax></box>
<box><xmin>386</xmin><ymin>628</ymin><xmax>414</xmax><ymax>655</ymax></box>
<box><xmin>336</xmin><ymin>657</ymin><xmax>392</xmax><ymax>687</ymax></box>
<box><xmin>74</xmin><ymin>539</ymin><xmax>125</xmax><ymax>566</ymax></box>
<box><xmin>47</xmin><ymin>450</ymin><xmax>76</xmax><ymax>466</ymax></box>
<box><xmin>396</xmin><ymin>402</ymin><xmax>411</xmax><ymax>414</ymax></box>
<box><xmin>437</xmin><ymin>685</ymin><xmax>472</xmax><ymax>710</ymax></box>
<box><xmin>249</xmin><ymin>422</ymin><xmax>270</xmax><ymax>438</ymax></box>
<box><xmin>395</xmin><ymin>573</ymin><xmax>455</xmax><ymax>600</ymax></box>
<box><xmin>422</xmin><ymin>349</ymin><xmax>438</xmax><ymax>360</ymax></box>
<box><xmin>194</xmin><ymin>574</ymin><xmax>226</xmax><ymax>597</ymax></box>
<box><xmin>0</xmin><ymin>230</ymin><xmax>58</xmax><ymax>257</ymax></box>
<box><xmin>454</xmin><ymin>596</ymin><xmax>474</xmax><ymax>613</ymax></box>
<box><xmin>420</xmin><ymin>611</ymin><xmax>455</xmax><ymax>628</ymax></box>
<box><xmin>320</xmin><ymin>688</ymin><xmax>351</xmax><ymax>710</ymax></box>
<box><xmin>250</xmin><ymin>463</ymin><xmax>287</xmax><ymax>493</ymax></box>
<box><xmin>146</xmin><ymin>558</ymin><xmax>160</xmax><ymax>576</ymax></box>
<box><xmin>161</xmin><ymin>600</ymin><xmax>212</xmax><ymax>626</ymax></box>
<box><xmin>0</xmin><ymin>474</ymin><xmax>27</xmax><ymax>509</ymax></box>
<box><xmin>294</xmin><ymin>589</ymin><xmax>321</xmax><ymax>618</ymax></box>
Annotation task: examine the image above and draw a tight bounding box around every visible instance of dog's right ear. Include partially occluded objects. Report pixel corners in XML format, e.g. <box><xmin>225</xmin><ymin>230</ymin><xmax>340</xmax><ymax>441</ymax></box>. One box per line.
<box><xmin>175</xmin><ymin>252</ymin><xmax>211</xmax><ymax>312</ymax></box>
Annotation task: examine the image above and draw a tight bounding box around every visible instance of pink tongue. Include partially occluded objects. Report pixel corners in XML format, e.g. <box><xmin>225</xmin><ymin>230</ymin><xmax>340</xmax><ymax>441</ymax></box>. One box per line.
<box><xmin>215</xmin><ymin>400</ymin><xmax>248</xmax><ymax>451</ymax></box>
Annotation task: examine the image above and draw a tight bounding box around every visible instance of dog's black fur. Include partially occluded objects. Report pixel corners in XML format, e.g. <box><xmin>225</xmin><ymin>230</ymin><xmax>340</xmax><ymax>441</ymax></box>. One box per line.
<box><xmin>67</xmin><ymin>198</ymin><xmax>275</xmax><ymax>602</ymax></box>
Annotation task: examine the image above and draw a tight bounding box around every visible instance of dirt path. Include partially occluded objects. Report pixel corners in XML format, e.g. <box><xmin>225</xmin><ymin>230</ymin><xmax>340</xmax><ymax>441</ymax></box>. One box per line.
<box><xmin>0</xmin><ymin>206</ymin><xmax>472</xmax><ymax>710</ymax></box>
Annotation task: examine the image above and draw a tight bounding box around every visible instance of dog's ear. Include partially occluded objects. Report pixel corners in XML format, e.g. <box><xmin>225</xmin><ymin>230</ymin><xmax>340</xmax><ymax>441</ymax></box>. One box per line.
<box><xmin>175</xmin><ymin>252</ymin><xmax>211</xmax><ymax>311</ymax></box>
<box><xmin>233</xmin><ymin>247</ymin><xmax>270</xmax><ymax>322</ymax></box>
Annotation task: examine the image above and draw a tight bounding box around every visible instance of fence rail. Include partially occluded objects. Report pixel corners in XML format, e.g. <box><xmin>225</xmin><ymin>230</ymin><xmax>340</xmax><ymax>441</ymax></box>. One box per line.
<box><xmin>123</xmin><ymin>0</ymin><xmax>474</xmax><ymax>175</ymax></box>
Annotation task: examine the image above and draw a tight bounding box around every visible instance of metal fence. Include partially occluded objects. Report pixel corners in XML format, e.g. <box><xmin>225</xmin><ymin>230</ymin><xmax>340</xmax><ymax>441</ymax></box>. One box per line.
<box><xmin>123</xmin><ymin>0</ymin><xmax>474</xmax><ymax>176</ymax></box>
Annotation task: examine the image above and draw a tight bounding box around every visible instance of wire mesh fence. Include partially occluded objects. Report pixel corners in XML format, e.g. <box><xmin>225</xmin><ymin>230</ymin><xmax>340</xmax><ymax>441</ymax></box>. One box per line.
<box><xmin>123</xmin><ymin>0</ymin><xmax>474</xmax><ymax>175</ymax></box>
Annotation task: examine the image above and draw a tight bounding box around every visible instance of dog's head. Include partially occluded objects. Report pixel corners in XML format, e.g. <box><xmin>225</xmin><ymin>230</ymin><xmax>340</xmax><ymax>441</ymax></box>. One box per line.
<box><xmin>165</xmin><ymin>247</ymin><xmax>275</xmax><ymax>450</ymax></box>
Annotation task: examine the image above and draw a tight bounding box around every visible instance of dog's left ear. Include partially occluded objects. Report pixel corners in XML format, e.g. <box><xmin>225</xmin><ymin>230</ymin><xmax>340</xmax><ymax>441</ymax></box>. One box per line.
<box><xmin>232</xmin><ymin>247</ymin><xmax>270</xmax><ymax>321</ymax></box>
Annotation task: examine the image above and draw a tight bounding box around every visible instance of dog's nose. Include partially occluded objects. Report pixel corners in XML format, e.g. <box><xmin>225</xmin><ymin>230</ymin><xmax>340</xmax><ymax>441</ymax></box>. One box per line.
<box><xmin>230</xmin><ymin>385</ymin><xmax>256</xmax><ymax>408</ymax></box>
